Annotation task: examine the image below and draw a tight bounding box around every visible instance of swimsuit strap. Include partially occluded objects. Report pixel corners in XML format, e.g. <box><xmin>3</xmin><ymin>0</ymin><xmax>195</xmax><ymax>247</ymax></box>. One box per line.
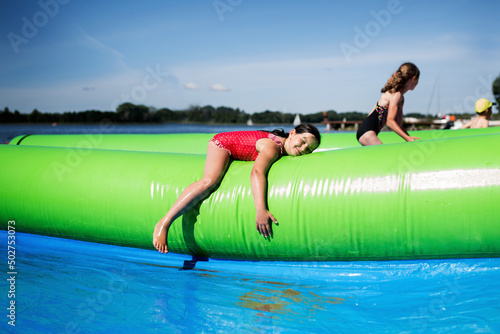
<box><xmin>267</xmin><ymin>133</ymin><xmax>284</xmax><ymax>156</ymax></box>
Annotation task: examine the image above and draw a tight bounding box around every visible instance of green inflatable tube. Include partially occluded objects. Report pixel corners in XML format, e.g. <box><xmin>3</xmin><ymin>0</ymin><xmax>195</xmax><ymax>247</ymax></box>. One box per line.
<box><xmin>9</xmin><ymin>133</ymin><xmax>215</xmax><ymax>154</ymax></box>
<box><xmin>1</xmin><ymin>133</ymin><xmax>499</xmax><ymax>261</ymax></box>
<box><xmin>9</xmin><ymin>127</ymin><xmax>500</xmax><ymax>153</ymax></box>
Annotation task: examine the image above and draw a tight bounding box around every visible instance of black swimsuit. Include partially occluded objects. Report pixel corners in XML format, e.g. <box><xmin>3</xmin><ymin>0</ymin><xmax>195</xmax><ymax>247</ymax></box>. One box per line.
<box><xmin>356</xmin><ymin>103</ymin><xmax>389</xmax><ymax>141</ymax></box>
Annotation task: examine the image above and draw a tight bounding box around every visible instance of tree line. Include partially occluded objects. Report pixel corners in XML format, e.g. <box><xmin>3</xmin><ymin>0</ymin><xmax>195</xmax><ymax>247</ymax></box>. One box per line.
<box><xmin>0</xmin><ymin>102</ymin><xmax>375</xmax><ymax>124</ymax></box>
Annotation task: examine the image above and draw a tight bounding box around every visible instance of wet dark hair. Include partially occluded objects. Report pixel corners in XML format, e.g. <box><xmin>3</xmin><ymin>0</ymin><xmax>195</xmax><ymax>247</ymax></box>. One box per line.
<box><xmin>266</xmin><ymin>123</ymin><xmax>321</xmax><ymax>147</ymax></box>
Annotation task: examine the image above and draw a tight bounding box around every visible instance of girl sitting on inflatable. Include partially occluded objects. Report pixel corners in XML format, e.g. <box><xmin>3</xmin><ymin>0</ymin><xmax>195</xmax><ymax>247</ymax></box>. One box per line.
<box><xmin>357</xmin><ymin>62</ymin><xmax>420</xmax><ymax>146</ymax></box>
<box><xmin>153</xmin><ymin>123</ymin><xmax>321</xmax><ymax>254</ymax></box>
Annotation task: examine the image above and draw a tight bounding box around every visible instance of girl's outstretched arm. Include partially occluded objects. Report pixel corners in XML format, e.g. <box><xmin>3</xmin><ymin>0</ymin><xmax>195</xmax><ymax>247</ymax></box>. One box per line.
<box><xmin>251</xmin><ymin>138</ymin><xmax>281</xmax><ymax>238</ymax></box>
<box><xmin>386</xmin><ymin>92</ymin><xmax>419</xmax><ymax>142</ymax></box>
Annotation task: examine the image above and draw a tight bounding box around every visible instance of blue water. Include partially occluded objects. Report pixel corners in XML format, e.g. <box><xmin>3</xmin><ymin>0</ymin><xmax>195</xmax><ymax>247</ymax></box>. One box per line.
<box><xmin>1</xmin><ymin>124</ymin><xmax>500</xmax><ymax>333</ymax></box>
<box><xmin>1</xmin><ymin>231</ymin><xmax>499</xmax><ymax>333</ymax></box>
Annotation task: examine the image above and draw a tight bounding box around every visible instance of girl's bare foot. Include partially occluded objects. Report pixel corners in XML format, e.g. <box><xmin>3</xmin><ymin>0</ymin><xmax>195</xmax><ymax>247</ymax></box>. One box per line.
<box><xmin>153</xmin><ymin>220</ymin><xmax>169</xmax><ymax>253</ymax></box>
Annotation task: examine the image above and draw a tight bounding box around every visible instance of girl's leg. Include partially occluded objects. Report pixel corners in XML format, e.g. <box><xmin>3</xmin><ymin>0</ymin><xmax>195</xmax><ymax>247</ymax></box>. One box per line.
<box><xmin>358</xmin><ymin>130</ymin><xmax>383</xmax><ymax>146</ymax></box>
<box><xmin>153</xmin><ymin>142</ymin><xmax>230</xmax><ymax>253</ymax></box>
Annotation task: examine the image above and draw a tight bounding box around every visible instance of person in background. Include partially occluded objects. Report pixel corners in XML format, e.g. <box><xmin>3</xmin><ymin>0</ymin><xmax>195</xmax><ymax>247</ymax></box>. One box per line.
<box><xmin>357</xmin><ymin>62</ymin><xmax>420</xmax><ymax>146</ymax></box>
<box><xmin>153</xmin><ymin>123</ymin><xmax>321</xmax><ymax>254</ymax></box>
<box><xmin>462</xmin><ymin>98</ymin><xmax>496</xmax><ymax>129</ymax></box>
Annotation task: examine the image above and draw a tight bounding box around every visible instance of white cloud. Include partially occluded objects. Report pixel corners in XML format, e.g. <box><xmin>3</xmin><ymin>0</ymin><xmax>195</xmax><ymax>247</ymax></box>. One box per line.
<box><xmin>182</xmin><ymin>82</ymin><xmax>199</xmax><ymax>90</ymax></box>
<box><xmin>209</xmin><ymin>83</ymin><xmax>230</xmax><ymax>92</ymax></box>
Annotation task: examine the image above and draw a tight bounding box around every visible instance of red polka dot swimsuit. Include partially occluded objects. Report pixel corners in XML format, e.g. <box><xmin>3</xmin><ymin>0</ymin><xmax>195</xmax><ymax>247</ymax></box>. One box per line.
<box><xmin>210</xmin><ymin>131</ymin><xmax>284</xmax><ymax>161</ymax></box>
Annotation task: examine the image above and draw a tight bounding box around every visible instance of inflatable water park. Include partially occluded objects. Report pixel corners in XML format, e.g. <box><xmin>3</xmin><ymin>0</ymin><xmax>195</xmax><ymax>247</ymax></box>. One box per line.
<box><xmin>1</xmin><ymin>127</ymin><xmax>499</xmax><ymax>261</ymax></box>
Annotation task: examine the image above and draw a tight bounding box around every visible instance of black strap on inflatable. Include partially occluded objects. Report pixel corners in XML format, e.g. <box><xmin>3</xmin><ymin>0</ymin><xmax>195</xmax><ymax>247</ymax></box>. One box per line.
<box><xmin>180</xmin><ymin>256</ymin><xmax>209</xmax><ymax>270</ymax></box>
<box><xmin>14</xmin><ymin>134</ymin><xmax>32</xmax><ymax>145</ymax></box>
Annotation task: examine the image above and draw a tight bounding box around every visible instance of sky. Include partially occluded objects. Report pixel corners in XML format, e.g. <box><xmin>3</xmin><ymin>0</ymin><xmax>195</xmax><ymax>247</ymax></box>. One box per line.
<box><xmin>1</xmin><ymin>0</ymin><xmax>499</xmax><ymax>116</ymax></box>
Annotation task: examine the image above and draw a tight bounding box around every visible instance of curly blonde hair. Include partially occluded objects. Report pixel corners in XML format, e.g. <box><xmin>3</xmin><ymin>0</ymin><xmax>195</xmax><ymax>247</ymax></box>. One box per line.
<box><xmin>381</xmin><ymin>62</ymin><xmax>420</xmax><ymax>93</ymax></box>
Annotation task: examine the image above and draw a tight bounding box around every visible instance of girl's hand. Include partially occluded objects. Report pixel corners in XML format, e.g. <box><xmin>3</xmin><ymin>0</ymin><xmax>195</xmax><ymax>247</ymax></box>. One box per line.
<box><xmin>256</xmin><ymin>209</ymin><xmax>278</xmax><ymax>238</ymax></box>
<box><xmin>407</xmin><ymin>136</ymin><xmax>420</xmax><ymax>142</ymax></box>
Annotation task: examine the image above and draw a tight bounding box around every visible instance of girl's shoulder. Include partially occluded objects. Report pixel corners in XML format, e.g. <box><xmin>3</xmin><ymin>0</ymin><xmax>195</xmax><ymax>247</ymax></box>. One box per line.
<box><xmin>256</xmin><ymin>133</ymin><xmax>284</xmax><ymax>156</ymax></box>
<box><xmin>384</xmin><ymin>91</ymin><xmax>404</xmax><ymax>105</ymax></box>
<box><xmin>378</xmin><ymin>92</ymin><xmax>396</xmax><ymax>106</ymax></box>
